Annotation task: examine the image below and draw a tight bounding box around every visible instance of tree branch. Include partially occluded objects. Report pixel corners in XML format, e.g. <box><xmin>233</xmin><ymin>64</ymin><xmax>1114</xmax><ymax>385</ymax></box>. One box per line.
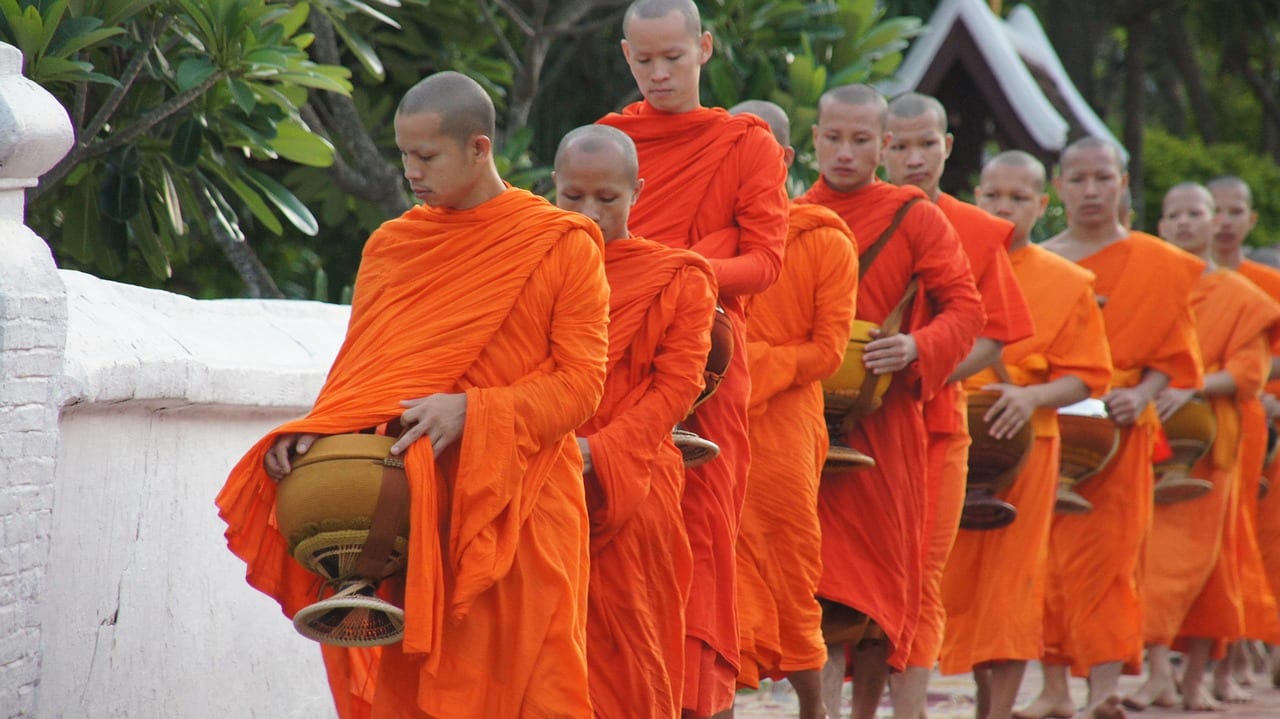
<box><xmin>478</xmin><ymin>0</ymin><xmax>525</xmax><ymax>72</ymax></box>
<box><xmin>191</xmin><ymin>181</ymin><xmax>285</xmax><ymax>299</ymax></box>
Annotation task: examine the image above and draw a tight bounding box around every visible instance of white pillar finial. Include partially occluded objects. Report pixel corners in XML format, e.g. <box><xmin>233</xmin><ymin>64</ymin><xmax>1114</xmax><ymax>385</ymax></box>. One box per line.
<box><xmin>0</xmin><ymin>42</ymin><xmax>75</xmax><ymax>222</ymax></box>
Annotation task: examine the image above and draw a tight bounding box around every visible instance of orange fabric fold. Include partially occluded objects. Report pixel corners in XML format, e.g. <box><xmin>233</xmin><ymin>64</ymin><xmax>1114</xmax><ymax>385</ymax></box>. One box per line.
<box><xmin>577</xmin><ymin>238</ymin><xmax>717</xmax><ymax>718</ymax></box>
<box><xmin>736</xmin><ymin>204</ymin><xmax>858</xmax><ymax>687</ymax></box>
<box><xmin>216</xmin><ymin>188</ymin><xmax>610</xmax><ymax>719</ymax></box>
<box><xmin>797</xmin><ymin>176</ymin><xmax>985</xmax><ymax>670</ymax></box>
<box><xmin>599</xmin><ymin>99</ymin><xmax>789</xmax><ymax>715</ymax></box>
<box><xmin>911</xmin><ymin>194</ymin><xmax>1035</xmax><ymax>669</ymax></box>
<box><xmin>1042</xmin><ymin>232</ymin><xmax>1204</xmax><ymax>676</ymax></box>
<box><xmin>941</xmin><ymin>245</ymin><xmax>1112</xmax><ymax>674</ymax></box>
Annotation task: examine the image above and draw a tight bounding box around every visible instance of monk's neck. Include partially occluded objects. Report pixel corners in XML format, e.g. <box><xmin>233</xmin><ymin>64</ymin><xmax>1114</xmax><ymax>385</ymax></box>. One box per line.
<box><xmin>1008</xmin><ymin>235</ymin><xmax>1030</xmax><ymax>252</ymax></box>
<box><xmin>1213</xmin><ymin>245</ymin><xmax>1246</xmax><ymax>270</ymax></box>
<box><xmin>1064</xmin><ymin>221</ymin><xmax>1127</xmax><ymax>246</ymax></box>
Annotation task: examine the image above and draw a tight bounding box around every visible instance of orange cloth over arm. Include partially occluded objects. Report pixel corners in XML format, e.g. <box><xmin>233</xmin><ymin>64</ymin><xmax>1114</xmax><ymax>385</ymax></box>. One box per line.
<box><xmin>797</xmin><ymin>178</ymin><xmax>985</xmax><ymax>670</ymax></box>
<box><xmin>736</xmin><ymin>204</ymin><xmax>858</xmax><ymax>688</ymax></box>
<box><xmin>577</xmin><ymin>238</ymin><xmax>717</xmax><ymax>719</ymax></box>
<box><xmin>1043</xmin><ymin>232</ymin><xmax>1204</xmax><ymax>676</ymax></box>
<box><xmin>941</xmin><ymin>245</ymin><xmax>1111</xmax><ymax>674</ymax></box>
<box><xmin>216</xmin><ymin>189</ymin><xmax>610</xmax><ymax>719</ymax></box>
<box><xmin>599</xmin><ymin>101</ymin><xmax>790</xmax><ymax>715</ymax></box>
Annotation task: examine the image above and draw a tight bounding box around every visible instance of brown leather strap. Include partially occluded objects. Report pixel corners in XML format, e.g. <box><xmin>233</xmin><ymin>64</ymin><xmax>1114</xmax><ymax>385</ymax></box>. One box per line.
<box><xmin>847</xmin><ymin>277</ymin><xmax>919</xmax><ymax>421</ymax></box>
<box><xmin>353</xmin><ymin>454</ymin><xmax>410</xmax><ymax>584</ymax></box>
<box><xmin>858</xmin><ymin>197</ymin><xmax>923</xmax><ymax>280</ymax></box>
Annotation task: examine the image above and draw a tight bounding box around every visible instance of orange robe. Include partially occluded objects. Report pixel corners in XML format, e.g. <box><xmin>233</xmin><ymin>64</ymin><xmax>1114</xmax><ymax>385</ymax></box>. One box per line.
<box><xmin>912</xmin><ymin>194</ymin><xmax>1035</xmax><ymax>668</ymax></box>
<box><xmin>1167</xmin><ymin>267</ymin><xmax>1280</xmax><ymax>644</ymax></box>
<box><xmin>1042</xmin><ymin>232</ymin><xmax>1203</xmax><ymax>677</ymax></box>
<box><xmin>1141</xmin><ymin>270</ymin><xmax>1278</xmax><ymax>647</ymax></box>
<box><xmin>736</xmin><ymin>204</ymin><xmax>858</xmax><ymax>687</ymax></box>
<box><xmin>215</xmin><ymin>188</ymin><xmax>609</xmax><ymax>719</ymax></box>
<box><xmin>1233</xmin><ymin>259</ymin><xmax>1280</xmax><ymax>641</ymax></box>
<box><xmin>577</xmin><ymin>237</ymin><xmax>717</xmax><ymax>719</ymax></box>
<box><xmin>797</xmin><ymin>177</ymin><xmax>985</xmax><ymax>670</ymax></box>
<box><xmin>599</xmin><ymin>101</ymin><xmax>789</xmax><ymax>714</ymax></box>
<box><xmin>940</xmin><ymin>245</ymin><xmax>1111</xmax><ymax>674</ymax></box>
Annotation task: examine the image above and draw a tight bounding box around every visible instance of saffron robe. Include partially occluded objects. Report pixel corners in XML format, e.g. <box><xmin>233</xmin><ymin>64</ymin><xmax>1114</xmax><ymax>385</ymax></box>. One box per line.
<box><xmin>912</xmin><ymin>194</ymin><xmax>1035</xmax><ymax>668</ymax></box>
<box><xmin>1233</xmin><ymin>259</ymin><xmax>1280</xmax><ymax>640</ymax></box>
<box><xmin>797</xmin><ymin>177</ymin><xmax>985</xmax><ymax>670</ymax></box>
<box><xmin>599</xmin><ymin>101</ymin><xmax>789</xmax><ymax>713</ymax></box>
<box><xmin>216</xmin><ymin>188</ymin><xmax>610</xmax><ymax>719</ymax></box>
<box><xmin>1042</xmin><ymin>232</ymin><xmax>1203</xmax><ymax>677</ymax></box>
<box><xmin>940</xmin><ymin>245</ymin><xmax>1111</xmax><ymax>674</ymax></box>
<box><xmin>577</xmin><ymin>237</ymin><xmax>717</xmax><ymax>719</ymax></box>
<box><xmin>736</xmin><ymin>203</ymin><xmax>858</xmax><ymax>688</ymax></box>
<box><xmin>1141</xmin><ymin>269</ymin><xmax>1278</xmax><ymax>646</ymax></box>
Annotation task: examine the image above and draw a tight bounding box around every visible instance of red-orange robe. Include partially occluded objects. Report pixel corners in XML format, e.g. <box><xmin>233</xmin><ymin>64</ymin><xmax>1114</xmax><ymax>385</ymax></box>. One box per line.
<box><xmin>577</xmin><ymin>237</ymin><xmax>717</xmax><ymax>719</ymax></box>
<box><xmin>1141</xmin><ymin>270</ymin><xmax>1278</xmax><ymax>648</ymax></box>
<box><xmin>912</xmin><ymin>194</ymin><xmax>1035</xmax><ymax>668</ymax></box>
<box><xmin>736</xmin><ymin>204</ymin><xmax>858</xmax><ymax>688</ymax></box>
<box><xmin>940</xmin><ymin>245</ymin><xmax>1111</xmax><ymax>674</ymax></box>
<box><xmin>1042</xmin><ymin>232</ymin><xmax>1203</xmax><ymax>677</ymax></box>
<box><xmin>599</xmin><ymin>101</ymin><xmax>789</xmax><ymax>714</ymax></box>
<box><xmin>1233</xmin><ymin>259</ymin><xmax>1280</xmax><ymax>641</ymax></box>
<box><xmin>215</xmin><ymin>188</ymin><xmax>609</xmax><ymax>719</ymax></box>
<box><xmin>797</xmin><ymin>177</ymin><xmax>985</xmax><ymax>670</ymax></box>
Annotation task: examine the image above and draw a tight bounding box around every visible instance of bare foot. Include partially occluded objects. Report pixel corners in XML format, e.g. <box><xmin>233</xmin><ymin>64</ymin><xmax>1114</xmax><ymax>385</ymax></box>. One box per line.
<box><xmin>1211</xmin><ymin>673</ymin><xmax>1250</xmax><ymax>704</ymax></box>
<box><xmin>1013</xmin><ymin>695</ymin><xmax>1075</xmax><ymax>719</ymax></box>
<box><xmin>1123</xmin><ymin>673</ymin><xmax>1179</xmax><ymax>710</ymax></box>
<box><xmin>1184</xmin><ymin>682</ymin><xmax>1222</xmax><ymax>712</ymax></box>
<box><xmin>1083</xmin><ymin>696</ymin><xmax>1126</xmax><ymax>719</ymax></box>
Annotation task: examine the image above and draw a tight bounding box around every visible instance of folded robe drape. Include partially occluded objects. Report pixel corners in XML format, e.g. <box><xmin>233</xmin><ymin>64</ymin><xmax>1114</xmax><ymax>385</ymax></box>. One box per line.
<box><xmin>599</xmin><ymin>101</ymin><xmax>789</xmax><ymax>713</ymax></box>
<box><xmin>577</xmin><ymin>237</ymin><xmax>717</xmax><ymax>719</ymax></box>
<box><xmin>912</xmin><ymin>194</ymin><xmax>1034</xmax><ymax>669</ymax></box>
<box><xmin>797</xmin><ymin>177</ymin><xmax>985</xmax><ymax>670</ymax></box>
<box><xmin>216</xmin><ymin>188</ymin><xmax>610</xmax><ymax>719</ymax></box>
<box><xmin>1042</xmin><ymin>232</ymin><xmax>1203</xmax><ymax>677</ymax></box>
<box><xmin>941</xmin><ymin>245</ymin><xmax>1111</xmax><ymax>674</ymax></box>
<box><xmin>736</xmin><ymin>203</ymin><xmax>858</xmax><ymax>688</ymax></box>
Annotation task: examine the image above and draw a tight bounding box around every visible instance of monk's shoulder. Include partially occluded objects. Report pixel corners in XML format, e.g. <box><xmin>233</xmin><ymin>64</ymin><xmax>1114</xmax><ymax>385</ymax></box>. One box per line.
<box><xmin>1239</xmin><ymin>260</ymin><xmax>1280</xmax><ymax>300</ymax></box>
<box><xmin>1020</xmin><ymin>245</ymin><xmax>1096</xmax><ymax>295</ymax></box>
<box><xmin>788</xmin><ymin>202</ymin><xmax>853</xmax><ymax>239</ymax></box>
<box><xmin>1125</xmin><ymin>231</ymin><xmax>1205</xmax><ymax>285</ymax></box>
<box><xmin>1217</xmin><ymin>267</ymin><xmax>1280</xmax><ymax>311</ymax></box>
<box><xmin>938</xmin><ymin>193</ymin><xmax>1014</xmax><ymax>261</ymax></box>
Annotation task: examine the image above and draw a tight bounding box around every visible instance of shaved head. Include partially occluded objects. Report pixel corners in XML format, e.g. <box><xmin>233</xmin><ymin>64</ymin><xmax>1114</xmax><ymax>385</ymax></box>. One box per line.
<box><xmin>1207</xmin><ymin>175</ymin><xmax>1253</xmax><ymax>208</ymax></box>
<box><xmin>817</xmin><ymin>84</ymin><xmax>887</xmax><ymax>129</ymax></box>
<box><xmin>729</xmin><ymin>99</ymin><xmax>791</xmax><ymax>148</ymax></box>
<box><xmin>397</xmin><ymin>71</ymin><xmax>495</xmax><ymax>146</ymax></box>
<box><xmin>983</xmin><ymin>150</ymin><xmax>1046</xmax><ymax>190</ymax></box>
<box><xmin>1163</xmin><ymin>181</ymin><xmax>1215</xmax><ymax>209</ymax></box>
<box><xmin>887</xmin><ymin>92</ymin><xmax>947</xmax><ymax>133</ymax></box>
<box><xmin>1059</xmin><ymin>136</ymin><xmax>1127</xmax><ymax>174</ymax></box>
<box><xmin>554</xmin><ymin>124</ymin><xmax>639</xmax><ymax>180</ymax></box>
<box><xmin>624</xmin><ymin>0</ymin><xmax>701</xmax><ymax>37</ymax></box>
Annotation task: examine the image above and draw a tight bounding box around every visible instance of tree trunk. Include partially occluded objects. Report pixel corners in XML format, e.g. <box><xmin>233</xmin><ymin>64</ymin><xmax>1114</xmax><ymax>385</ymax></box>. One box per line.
<box><xmin>192</xmin><ymin>188</ymin><xmax>284</xmax><ymax>299</ymax></box>
<box><xmin>1161</xmin><ymin>6</ymin><xmax>1217</xmax><ymax>143</ymax></box>
<box><xmin>1046</xmin><ymin>0</ymin><xmax>1110</xmax><ymax>108</ymax></box>
<box><xmin>1123</xmin><ymin>21</ymin><xmax>1147</xmax><ymax>229</ymax></box>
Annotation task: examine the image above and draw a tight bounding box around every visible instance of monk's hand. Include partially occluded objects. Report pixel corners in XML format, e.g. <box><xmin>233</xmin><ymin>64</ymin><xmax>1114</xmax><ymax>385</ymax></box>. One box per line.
<box><xmin>863</xmin><ymin>330</ymin><xmax>918</xmax><ymax>374</ymax></box>
<box><xmin>1154</xmin><ymin>387</ymin><xmax>1197</xmax><ymax>423</ymax></box>
<box><xmin>980</xmin><ymin>383</ymin><xmax>1037</xmax><ymax>440</ymax></box>
<box><xmin>263</xmin><ymin>433</ymin><xmax>321</xmax><ymax>480</ymax></box>
<box><xmin>577</xmin><ymin>437</ymin><xmax>593</xmax><ymax>475</ymax></box>
<box><xmin>394</xmin><ymin>393</ymin><xmax>468</xmax><ymax>456</ymax></box>
<box><xmin>1102</xmin><ymin>386</ymin><xmax>1153</xmax><ymax>426</ymax></box>
<box><xmin>1262</xmin><ymin>393</ymin><xmax>1280</xmax><ymax>420</ymax></box>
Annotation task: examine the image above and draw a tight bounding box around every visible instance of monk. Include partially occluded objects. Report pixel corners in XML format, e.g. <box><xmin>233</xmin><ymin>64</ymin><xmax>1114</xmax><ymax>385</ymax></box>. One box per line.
<box><xmin>215</xmin><ymin>72</ymin><xmax>610</xmax><ymax>719</ymax></box>
<box><xmin>553</xmin><ymin>124</ymin><xmax>718</xmax><ymax>719</ymax></box>
<box><xmin>939</xmin><ymin>151</ymin><xmax>1112</xmax><ymax>719</ymax></box>
<box><xmin>727</xmin><ymin>100</ymin><xmax>858</xmax><ymax>719</ymax></box>
<box><xmin>1015</xmin><ymin>138</ymin><xmax>1204</xmax><ymax>719</ymax></box>
<box><xmin>1209</xmin><ymin>175</ymin><xmax>1280</xmax><ymax>691</ymax></box>
<box><xmin>883</xmin><ymin>93</ymin><xmax>1035</xmax><ymax>718</ymax></box>
<box><xmin>796</xmin><ymin>83</ymin><xmax>985</xmax><ymax>719</ymax></box>
<box><xmin>1125</xmin><ymin>183</ymin><xmax>1280</xmax><ymax>712</ymax></box>
<box><xmin>599</xmin><ymin>2</ymin><xmax>790</xmax><ymax>715</ymax></box>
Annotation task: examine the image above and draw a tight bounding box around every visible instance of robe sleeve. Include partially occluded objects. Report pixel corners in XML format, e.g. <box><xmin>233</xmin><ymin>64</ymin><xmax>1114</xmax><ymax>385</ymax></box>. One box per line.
<box><xmin>904</xmin><ymin>203</ymin><xmax>986</xmax><ymax>398</ymax></box>
<box><xmin>587</xmin><ymin>265</ymin><xmax>717</xmax><ymax>461</ymax></box>
<box><xmin>976</xmin><ymin>236</ymin><xmax>1034</xmax><ymax>344</ymax></box>
<box><xmin>747</xmin><ymin>225</ymin><xmax>858</xmax><ymax>406</ymax></box>
<box><xmin>693</xmin><ymin>128</ymin><xmax>788</xmax><ymax>298</ymax></box>
<box><xmin>1147</xmin><ymin>295</ymin><xmax>1204</xmax><ymax>391</ymax></box>
<box><xmin>1225</xmin><ymin>333</ymin><xmax>1270</xmax><ymax>402</ymax></box>
<box><xmin>475</xmin><ymin>228</ymin><xmax>611</xmax><ymax>445</ymax></box>
<box><xmin>1043</xmin><ymin>276</ymin><xmax>1113</xmax><ymax>398</ymax></box>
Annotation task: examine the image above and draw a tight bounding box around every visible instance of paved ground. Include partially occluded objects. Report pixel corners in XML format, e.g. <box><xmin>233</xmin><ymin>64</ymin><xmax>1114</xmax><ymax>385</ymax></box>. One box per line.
<box><xmin>734</xmin><ymin>660</ymin><xmax>1280</xmax><ymax>718</ymax></box>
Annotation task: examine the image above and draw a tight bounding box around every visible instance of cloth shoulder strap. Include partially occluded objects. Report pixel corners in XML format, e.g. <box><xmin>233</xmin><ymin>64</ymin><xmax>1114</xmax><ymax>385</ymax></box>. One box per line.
<box><xmin>858</xmin><ymin>197</ymin><xmax>923</xmax><ymax>279</ymax></box>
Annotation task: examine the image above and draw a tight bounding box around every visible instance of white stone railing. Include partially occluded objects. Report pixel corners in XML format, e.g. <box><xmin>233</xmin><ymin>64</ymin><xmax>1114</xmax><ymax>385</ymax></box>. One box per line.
<box><xmin>0</xmin><ymin>42</ymin><xmax>348</xmax><ymax>718</ymax></box>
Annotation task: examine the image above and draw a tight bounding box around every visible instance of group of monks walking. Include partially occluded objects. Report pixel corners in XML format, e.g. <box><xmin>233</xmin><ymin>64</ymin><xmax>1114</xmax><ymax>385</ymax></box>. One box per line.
<box><xmin>214</xmin><ymin>1</ymin><xmax>1280</xmax><ymax>717</ymax></box>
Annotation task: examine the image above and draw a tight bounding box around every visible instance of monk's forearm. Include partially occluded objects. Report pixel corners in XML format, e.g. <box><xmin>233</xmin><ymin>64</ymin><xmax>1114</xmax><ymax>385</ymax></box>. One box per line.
<box><xmin>1201</xmin><ymin>370</ymin><xmax>1237</xmax><ymax>398</ymax></box>
<box><xmin>1135</xmin><ymin>369</ymin><xmax>1172</xmax><ymax>403</ymax></box>
<box><xmin>1271</xmin><ymin>355</ymin><xmax>1280</xmax><ymax>381</ymax></box>
<box><xmin>1031</xmin><ymin>375</ymin><xmax>1090</xmax><ymax>410</ymax></box>
<box><xmin>947</xmin><ymin>338</ymin><xmax>1003</xmax><ymax>384</ymax></box>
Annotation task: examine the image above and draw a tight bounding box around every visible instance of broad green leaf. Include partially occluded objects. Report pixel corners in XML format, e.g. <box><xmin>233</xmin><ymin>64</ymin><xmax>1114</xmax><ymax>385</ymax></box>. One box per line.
<box><xmin>176</xmin><ymin>56</ymin><xmax>217</xmax><ymax>91</ymax></box>
<box><xmin>59</xmin><ymin>180</ymin><xmax>97</xmax><ymax>264</ymax></box>
<box><xmin>228</xmin><ymin>78</ymin><xmax>256</xmax><ymax>114</ymax></box>
<box><xmin>244</xmin><ymin>47</ymin><xmax>290</xmax><ymax>69</ymax></box>
<box><xmin>270</xmin><ymin>69</ymin><xmax>352</xmax><ymax>94</ymax></box>
<box><xmin>241</xmin><ymin>165</ymin><xmax>318</xmax><ymax>236</ymax></box>
<box><xmin>98</xmin><ymin>165</ymin><xmax>142</xmax><ymax>221</ymax></box>
<box><xmin>329</xmin><ymin>13</ymin><xmax>383</xmax><ymax>80</ymax></box>
<box><xmin>272</xmin><ymin>1</ymin><xmax>310</xmax><ymax>37</ymax></box>
<box><xmin>268</xmin><ymin>119</ymin><xmax>335</xmax><ymax>167</ymax></box>
<box><xmin>341</xmin><ymin>0</ymin><xmax>401</xmax><ymax>29</ymax></box>
<box><xmin>159</xmin><ymin>165</ymin><xmax>186</xmax><ymax>234</ymax></box>
<box><xmin>170</xmin><ymin>117</ymin><xmax>204</xmax><ymax>167</ymax></box>
<box><xmin>219</xmin><ymin>170</ymin><xmax>285</xmax><ymax>235</ymax></box>
<box><xmin>129</xmin><ymin>209</ymin><xmax>172</xmax><ymax>278</ymax></box>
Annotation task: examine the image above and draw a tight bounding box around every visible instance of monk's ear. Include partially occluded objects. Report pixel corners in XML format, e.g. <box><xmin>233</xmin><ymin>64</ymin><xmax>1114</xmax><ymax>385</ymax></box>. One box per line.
<box><xmin>1036</xmin><ymin>192</ymin><xmax>1050</xmax><ymax>219</ymax></box>
<box><xmin>943</xmin><ymin>132</ymin><xmax>954</xmax><ymax>160</ymax></box>
<box><xmin>782</xmin><ymin>146</ymin><xmax>796</xmax><ymax>168</ymax></box>
<box><xmin>632</xmin><ymin>177</ymin><xmax>645</xmax><ymax>206</ymax></box>
<box><xmin>470</xmin><ymin>134</ymin><xmax>492</xmax><ymax>162</ymax></box>
<box><xmin>1119</xmin><ymin>171</ymin><xmax>1130</xmax><ymax>190</ymax></box>
<box><xmin>697</xmin><ymin>31</ymin><xmax>713</xmax><ymax>64</ymax></box>
<box><xmin>621</xmin><ymin>39</ymin><xmax>631</xmax><ymax>63</ymax></box>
